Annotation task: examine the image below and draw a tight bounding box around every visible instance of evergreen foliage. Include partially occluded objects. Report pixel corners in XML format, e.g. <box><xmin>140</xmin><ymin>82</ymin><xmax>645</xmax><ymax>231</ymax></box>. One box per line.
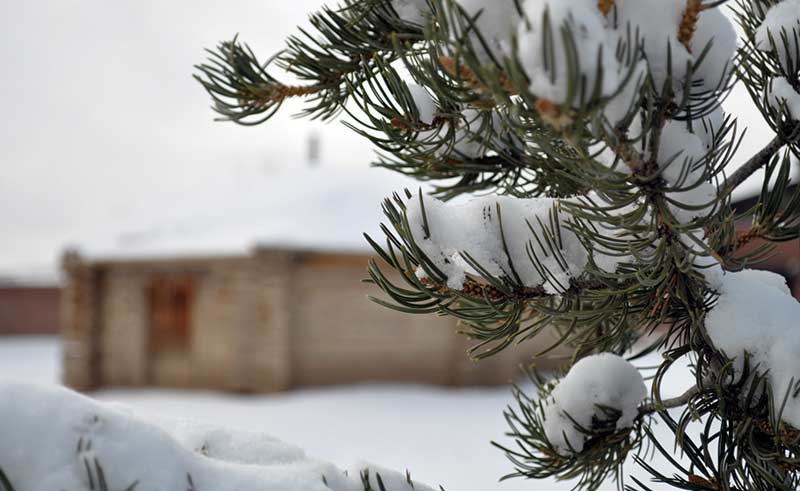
<box><xmin>195</xmin><ymin>0</ymin><xmax>800</xmax><ymax>489</ymax></box>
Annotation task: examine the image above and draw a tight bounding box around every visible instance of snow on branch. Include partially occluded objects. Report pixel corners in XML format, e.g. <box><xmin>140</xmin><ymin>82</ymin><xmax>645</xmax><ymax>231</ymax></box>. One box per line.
<box><xmin>754</xmin><ymin>0</ymin><xmax>800</xmax><ymax>77</ymax></box>
<box><xmin>706</xmin><ymin>269</ymin><xmax>800</xmax><ymax>429</ymax></box>
<box><xmin>542</xmin><ymin>353</ymin><xmax>647</xmax><ymax>455</ymax></box>
<box><xmin>497</xmin><ymin>353</ymin><xmax>648</xmax><ymax>491</ymax></box>
<box><xmin>405</xmin><ymin>190</ymin><xmax>625</xmax><ymax>294</ymax></box>
<box><xmin>0</xmin><ymin>383</ymin><xmax>436</xmax><ymax>491</ymax></box>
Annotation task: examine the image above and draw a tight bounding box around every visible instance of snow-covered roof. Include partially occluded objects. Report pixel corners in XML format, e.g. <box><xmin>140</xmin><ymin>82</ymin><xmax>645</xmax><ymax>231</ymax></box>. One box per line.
<box><xmin>78</xmin><ymin>164</ymin><xmax>420</xmax><ymax>262</ymax></box>
<box><xmin>0</xmin><ymin>263</ymin><xmax>62</xmax><ymax>287</ymax></box>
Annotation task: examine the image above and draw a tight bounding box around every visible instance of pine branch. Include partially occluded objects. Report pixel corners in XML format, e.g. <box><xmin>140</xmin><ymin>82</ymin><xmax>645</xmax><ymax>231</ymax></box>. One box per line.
<box><xmin>197</xmin><ymin>1</ymin><xmax>800</xmax><ymax>489</ymax></box>
<box><xmin>638</xmin><ymin>385</ymin><xmax>701</xmax><ymax>415</ymax></box>
<box><xmin>0</xmin><ymin>468</ymin><xmax>13</xmax><ymax>491</ymax></box>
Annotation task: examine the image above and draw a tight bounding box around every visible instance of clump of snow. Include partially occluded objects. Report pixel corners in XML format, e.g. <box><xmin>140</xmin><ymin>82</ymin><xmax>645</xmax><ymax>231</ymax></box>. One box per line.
<box><xmin>394</xmin><ymin>0</ymin><xmax>521</xmax><ymax>60</ymax></box>
<box><xmin>426</xmin><ymin>107</ymin><xmax>500</xmax><ymax>159</ymax></box>
<box><xmin>656</xmin><ymin>120</ymin><xmax>707</xmax><ymax>178</ymax></box>
<box><xmin>405</xmin><ymin>191</ymin><xmax>622</xmax><ymax>293</ymax></box>
<box><xmin>656</xmin><ymin>120</ymin><xmax>718</xmax><ymax>222</ymax></box>
<box><xmin>392</xmin><ymin>0</ymin><xmax>430</xmax><ymax>26</ymax></box>
<box><xmin>450</xmin><ymin>108</ymin><xmax>498</xmax><ymax>158</ymax></box>
<box><xmin>767</xmin><ymin>77</ymin><xmax>800</xmax><ymax>120</ymax></box>
<box><xmin>755</xmin><ymin>0</ymin><xmax>800</xmax><ymax>74</ymax></box>
<box><xmin>399</xmin><ymin>94</ymin><xmax>500</xmax><ymax>160</ymax></box>
<box><xmin>694</xmin><ymin>105</ymin><xmax>726</xmax><ymax>151</ymax></box>
<box><xmin>706</xmin><ymin>269</ymin><xmax>800</xmax><ymax>427</ymax></box>
<box><xmin>455</xmin><ymin>0</ymin><xmax>521</xmax><ymax>61</ymax></box>
<box><xmin>542</xmin><ymin>353</ymin><xmax>647</xmax><ymax>454</ymax></box>
<box><xmin>514</xmin><ymin>0</ymin><xmax>735</xmax><ymax>130</ymax></box>
<box><xmin>517</xmin><ymin>1</ymin><xmax>618</xmax><ymax>106</ymax></box>
<box><xmin>161</xmin><ymin>420</ymin><xmax>307</xmax><ymax>466</ymax></box>
<box><xmin>615</xmin><ymin>0</ymin><xmax>692</xmax><ymax>92</ymax></box>
<box><xmin>408</xmin><ymin>84</ymin><xmax>437</xmax><ymax>125</ymax></box>
<box><xmin>617</xmin><ymin>0</ymin><xmax>736</xmax><ymax>95</ymax></box>
<box><xmin>602</xmin><ymin>62</ymin><xmax>647</xmax><ymax>126</ymax></box>
<box><xmin>690</xmin><ymin>7</ymin><xmax>738</xmax><ymax>94</ymax></box>
<box><xmin>0</xmin><ymin>382</ymin><xmax>435</xmax><ymax>491</ymax></box>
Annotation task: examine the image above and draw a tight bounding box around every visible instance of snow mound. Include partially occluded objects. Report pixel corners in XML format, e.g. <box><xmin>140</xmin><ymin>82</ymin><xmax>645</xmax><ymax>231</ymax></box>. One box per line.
<box><xmin>404</xmin><ymin>83</ymin><xmax>500</xmax><ymax>159</ymax></box>
<box><xmin>542</xmin><ymin>353</ymin><xmax>647</xmax><ymax>454</ymax></box>
<box><xmin>0</xmin><ymin>382</ymin><xmax>434</xmax><ymax>491</ymax></box>
<box><xmin>705</xmin><ymin>269</ymin><xmax>800</xmax><ymax>427</ymax></box>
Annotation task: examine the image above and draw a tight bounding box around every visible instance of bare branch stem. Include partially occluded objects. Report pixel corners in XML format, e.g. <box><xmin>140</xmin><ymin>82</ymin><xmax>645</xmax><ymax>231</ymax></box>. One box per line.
<box><xmin>722</xmin><ymin>134</ymin><xmax>785</xmax><ymax>195</ymax></box>
<box><xmin>723</xmin><ymin>122</ymin><xmax>800</xmax><ymax>195</ymax></box>
<box><xmin>639</xmin><ymin>385</ymin><xmax>700</xmax><ymax>415</ymax></box>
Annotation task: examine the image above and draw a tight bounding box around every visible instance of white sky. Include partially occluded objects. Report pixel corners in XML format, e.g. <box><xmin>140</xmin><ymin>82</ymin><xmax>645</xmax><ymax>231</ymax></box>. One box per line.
<box><xmin>0</xmin><ymin>1</ymin><xmax>786</xmax><ymax>280</ymax></box>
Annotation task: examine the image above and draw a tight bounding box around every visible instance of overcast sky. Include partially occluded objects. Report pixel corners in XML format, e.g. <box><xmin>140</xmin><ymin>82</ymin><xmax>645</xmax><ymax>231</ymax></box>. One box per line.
<box><xmin>0</xmin><ymin>1</ymin><xmax>785</xmax><ymax>280</ymax></box>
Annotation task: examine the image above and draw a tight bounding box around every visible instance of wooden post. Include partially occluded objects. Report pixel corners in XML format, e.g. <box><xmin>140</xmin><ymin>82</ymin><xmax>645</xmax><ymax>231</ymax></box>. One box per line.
<box><xmin>248</xmin><ymin>247</ymin><xmax>294</xmax><ymax>391</ymax></box>
<box><xmin>60</xmin><ymin>250</ymin><xmax>102</xmax><ymax>390</ymax></box>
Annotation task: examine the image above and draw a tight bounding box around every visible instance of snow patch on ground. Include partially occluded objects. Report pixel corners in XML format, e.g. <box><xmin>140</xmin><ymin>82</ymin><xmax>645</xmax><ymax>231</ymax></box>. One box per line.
<box><xmin>0</xmin><ymin>337</ymin><xmax>699</xmax><ymax>491</ymax></box>
<box><xmin>0</xmin><ymin>382</ymin><xmax>435</xmax><ymax>491</ymax></box>
<box><xmin>0</xmin><ymin>336</ymin><xmax>61</xmax><ymax>384</ymax></box>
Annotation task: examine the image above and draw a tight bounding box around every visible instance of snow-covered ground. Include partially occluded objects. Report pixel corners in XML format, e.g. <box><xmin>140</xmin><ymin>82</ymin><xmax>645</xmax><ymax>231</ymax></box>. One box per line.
<box><xmin>0</xmin><ymin>336</ymin><xmax>694</xmax><ymax>490</ymax></box>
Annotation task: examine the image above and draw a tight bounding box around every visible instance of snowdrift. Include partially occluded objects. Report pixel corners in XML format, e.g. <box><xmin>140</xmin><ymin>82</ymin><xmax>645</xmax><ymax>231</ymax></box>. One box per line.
<box><xmin>0</xmin><ymin>382</ymin><xmax>434</xmax><ymax>491</ymax></box>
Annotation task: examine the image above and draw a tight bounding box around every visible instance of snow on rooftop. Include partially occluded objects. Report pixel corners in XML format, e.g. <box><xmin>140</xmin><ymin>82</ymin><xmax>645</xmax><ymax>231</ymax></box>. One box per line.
<box><xmin>0</xmin><ymin>265</ymin><xmax>62</xmax><ymax>287</ymax></box>
<box><xmin>77</xmin><ymin>163</ymin><xmax>423</xmax><ymax>262</ymax></box>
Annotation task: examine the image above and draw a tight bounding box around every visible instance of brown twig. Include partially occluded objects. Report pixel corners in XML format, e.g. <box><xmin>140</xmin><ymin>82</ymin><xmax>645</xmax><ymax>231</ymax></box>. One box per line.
<box><xmin>678</xmin><ymin>0</ymin><xmax>704</xmax><ymax>52</ymax></box>
<box><xmin>603</xmin><ymin>128</ymin><xmax>645</xmax><ymax>173</ymax></box>
<box><xmin>418</xmin><ymin>275</ymin><xmax>545</xmax><ymax>302</ymax></box>
<box><xmin>733</xmin><ymin>226</ymin><xmax>764</xmax><ymax>250</ymax></box>
<box><xmin>437</xmin><ymin>56</ymin><xmax>516</xmax><ymax>94</ymax></box>
<box><xmin>723</xmin><ymin>134</ymin><xmax>786</xmax><ymax>195</ymax></box>
<box><xmin>534</xmin><ymin>99</ymin><xmax>575</xmax><ymax>131</ymax></box>
<box><xmin>245</xmin><ymin>83</ymin><xmax>323</xmax><ymax>107</ymax></box>
<box><xmin>597</xmin><ymin>0</ymin><xmax>615</xmax><ymax>16</ymax></box>
<box><xmin>687</xmin><ymin>474</ymin><xmax>719</xmax><ymax>490</ymax></box>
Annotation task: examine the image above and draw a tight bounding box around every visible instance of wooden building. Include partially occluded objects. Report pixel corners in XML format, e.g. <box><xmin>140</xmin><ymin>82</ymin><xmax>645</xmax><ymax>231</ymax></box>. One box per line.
<box><xmin>59</xmin><ymin>185</ymin><xmax>797</xmax><ymax>393</ymax></box>
<box><xmin>60</xmin><ymin>248</ymin><xmax>545</xmax><ymax>393</ymax></box>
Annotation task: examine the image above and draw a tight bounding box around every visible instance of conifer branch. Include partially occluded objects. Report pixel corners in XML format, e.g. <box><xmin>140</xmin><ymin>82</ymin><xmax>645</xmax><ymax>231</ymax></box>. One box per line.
<box><xmin>437</xmin><ymin>55</ymin><xmax>516</xmax><ymax>94</ymax></box>
<box><xmin>197</xmin><ymin>1</ymin><xmax>800</xmax><ymax>489</ymax></box>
